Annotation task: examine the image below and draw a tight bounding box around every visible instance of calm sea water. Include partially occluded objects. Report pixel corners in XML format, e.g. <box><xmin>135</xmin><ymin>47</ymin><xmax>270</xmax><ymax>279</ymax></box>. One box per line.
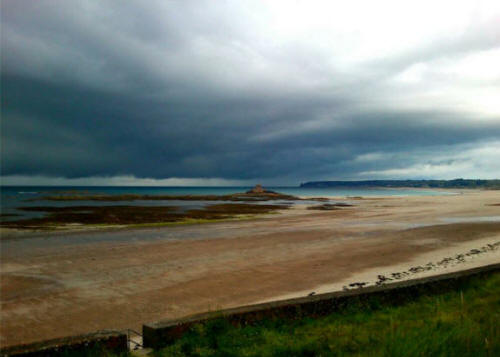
<box><xmin>0</xmin><ymin>186</ymin><xmax>454</xmax><ymax>221</ymax></box>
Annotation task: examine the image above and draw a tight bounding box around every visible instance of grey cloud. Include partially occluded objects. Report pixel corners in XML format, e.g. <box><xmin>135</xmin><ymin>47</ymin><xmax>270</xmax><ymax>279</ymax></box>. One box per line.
<box><xmin>1</xmin><ymin>1</ymin><xmax>499</xmax><ymax>183</ymax></box>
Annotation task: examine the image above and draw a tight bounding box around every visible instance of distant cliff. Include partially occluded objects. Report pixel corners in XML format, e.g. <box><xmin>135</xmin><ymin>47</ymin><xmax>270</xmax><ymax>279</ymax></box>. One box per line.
<box><xmin>299</xmin><ymin>179</ymin><xmax>500</xmax><ymax>189</ymax></box>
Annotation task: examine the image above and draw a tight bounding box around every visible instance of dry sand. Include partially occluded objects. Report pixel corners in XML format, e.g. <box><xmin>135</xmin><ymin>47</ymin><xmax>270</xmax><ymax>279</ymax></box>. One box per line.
<box><xmin>1</xmin><ymin>190</ymin><xmax>500</xmax><ymax>347</ymax></box>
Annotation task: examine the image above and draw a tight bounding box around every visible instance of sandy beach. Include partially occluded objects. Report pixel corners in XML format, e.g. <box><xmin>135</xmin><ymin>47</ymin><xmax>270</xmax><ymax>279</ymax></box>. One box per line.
<box><xmin>1</xmin><ymin>190</ymin><xmax>500</xmax><ymax>347</ymax></box>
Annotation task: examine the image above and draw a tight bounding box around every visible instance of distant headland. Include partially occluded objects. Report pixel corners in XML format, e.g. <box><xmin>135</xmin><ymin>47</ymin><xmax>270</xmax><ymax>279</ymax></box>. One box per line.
<box><xmin>300</xmin><ymin>179</ymin><xmax>500</xmax><ymax>189</ymax></box>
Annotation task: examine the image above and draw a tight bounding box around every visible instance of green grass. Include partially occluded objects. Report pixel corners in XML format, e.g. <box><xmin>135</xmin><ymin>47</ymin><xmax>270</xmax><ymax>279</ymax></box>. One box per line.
<box><xmin>150</xmin><ymin>272</ymin><xmax>500</xmax><ymax>357</ymax></box>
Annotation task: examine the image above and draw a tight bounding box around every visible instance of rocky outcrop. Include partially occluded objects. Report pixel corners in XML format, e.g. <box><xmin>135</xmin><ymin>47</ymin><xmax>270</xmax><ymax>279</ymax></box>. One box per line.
<box><xmin>246</xmin><ymin>184</ymin><xmax>277</xmax><ymax>194</ymax></box>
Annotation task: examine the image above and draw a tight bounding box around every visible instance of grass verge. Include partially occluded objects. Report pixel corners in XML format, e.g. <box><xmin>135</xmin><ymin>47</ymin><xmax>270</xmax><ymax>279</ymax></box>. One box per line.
<box><xmin>150</xmin><ymin>271</ymin><xmax>500</xmax><ymax>357</ymax></box>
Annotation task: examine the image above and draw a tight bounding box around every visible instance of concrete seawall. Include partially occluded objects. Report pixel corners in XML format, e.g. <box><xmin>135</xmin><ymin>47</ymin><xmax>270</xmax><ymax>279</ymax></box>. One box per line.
<box><xmin>1</xmin><ymin>263</ymin><xmax>498</xmax><ymax>355</ymax></box>
<box><xmin>143</xmin><ymin>262</ymin><xmax>500</xmax><ymax>349</ymax></box>
<box><xmin>0</xmin><ymin>330</ymin><xmax>127</xmax><ymax>357</ymax></box>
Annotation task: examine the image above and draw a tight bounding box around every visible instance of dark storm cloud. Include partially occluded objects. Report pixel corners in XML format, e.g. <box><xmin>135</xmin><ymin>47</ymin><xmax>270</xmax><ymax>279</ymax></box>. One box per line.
<box><xmin>2</xmin><ymin>0</ymin><xmax>500</xmax><ymax>183</ymax></box>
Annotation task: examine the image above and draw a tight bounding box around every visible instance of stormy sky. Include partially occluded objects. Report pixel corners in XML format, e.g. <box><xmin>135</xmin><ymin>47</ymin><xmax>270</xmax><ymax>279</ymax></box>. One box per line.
<box><xmin>1</xmin><ymin>0</ymin><xmax>500</xmax><ymax>185</ymax></box>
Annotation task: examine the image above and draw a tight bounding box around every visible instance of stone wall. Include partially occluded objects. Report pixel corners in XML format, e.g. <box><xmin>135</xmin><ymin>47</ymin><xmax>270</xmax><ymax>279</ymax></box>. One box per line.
<box><xmin>143</xmin><ymin>263</ymin><xmax>500</xmax><ymax>349</ymax></box>
<box><xmin>0</xmin><ymin>330</ymin><xmax>127</xmax><ymax>357</ymax></box>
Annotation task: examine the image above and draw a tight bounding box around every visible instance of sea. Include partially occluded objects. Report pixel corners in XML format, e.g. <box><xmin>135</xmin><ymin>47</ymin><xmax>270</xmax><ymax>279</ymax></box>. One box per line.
<box><xmin>0</xmin><ymin>186</ymin><xmax>455</xmax><ymax>222</ymax></box>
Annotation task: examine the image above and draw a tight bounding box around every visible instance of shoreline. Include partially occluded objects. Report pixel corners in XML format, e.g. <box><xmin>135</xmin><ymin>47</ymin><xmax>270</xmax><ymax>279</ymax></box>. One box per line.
<box><xmin>0</xmin><ymin>188</ymin><xmax>469</xmax><ymax>237</ymax></box>
<box><xmin>1</xmin><ymin>190</ymin><xmax>500</xmax><ymax>347</ymax></box>
<box><xmin>0</xmin><ymin>209</ymin><xmax>293</xmax><ymax>240</ymax></box>
<box><xmin>0</xmin><ymin>202</ymin><xmax>289</xmax><ymax>236</ymax></box>
<box><xmin>256</xmin><ymin>235</ymin><xmax>500</xmax><ymax>303</ymax></box>
<box><xmin>296</xmin><ymin>187</ymin><xmax>473</xmax><ymax>200</ymax></box>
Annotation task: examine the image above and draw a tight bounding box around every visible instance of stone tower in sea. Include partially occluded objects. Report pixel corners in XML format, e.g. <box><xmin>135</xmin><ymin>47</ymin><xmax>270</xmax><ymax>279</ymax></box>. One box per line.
<box><xmin>248</xmin><ymin>184</ymin><xmax>265</xmax><ymax>194</ymax></box>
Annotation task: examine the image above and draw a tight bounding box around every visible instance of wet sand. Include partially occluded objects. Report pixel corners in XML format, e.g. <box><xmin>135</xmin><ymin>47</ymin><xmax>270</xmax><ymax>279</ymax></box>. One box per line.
<box><xmin>1</xmin><ymin>190</ymin><xmax>500</xmax><ymax>347</ymax></box>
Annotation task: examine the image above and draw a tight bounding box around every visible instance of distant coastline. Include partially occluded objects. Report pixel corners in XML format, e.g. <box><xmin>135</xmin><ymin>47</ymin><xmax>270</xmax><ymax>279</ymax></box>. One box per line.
<box><xmin>300</xmin><ymin>179</ymin><xmax>500</xmax><ymax>189</ymax></box>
